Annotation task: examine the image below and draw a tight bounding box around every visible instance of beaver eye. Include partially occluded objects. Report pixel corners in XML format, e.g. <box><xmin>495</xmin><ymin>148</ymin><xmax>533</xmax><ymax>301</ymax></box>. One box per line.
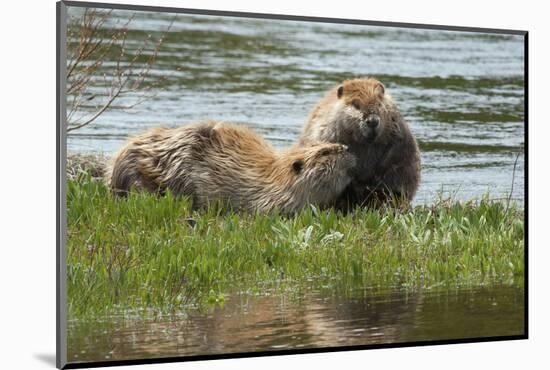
<box><xmin>351</xmin><ymin>100</ymin><xmax>361</xmax><ymax>110</ymax></box>
<box><xmin>292</xmin><ymin>159</ymin><xmax>304</xmax><ymax>174</ymax></box>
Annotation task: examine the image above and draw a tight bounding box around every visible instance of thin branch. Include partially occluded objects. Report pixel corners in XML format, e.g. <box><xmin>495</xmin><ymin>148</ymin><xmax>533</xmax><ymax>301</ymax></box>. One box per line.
<box><xmin>66</xmin><ymin>10</ymin><xmax>170</xmax><ymax>132</ymax></box>
<box><xmin>505</xmin><ymin>150</ymin><xmax>522</xmax><ymax>213</ymax></box>
<box><xmin>67</xmin><ymin>90</ymin><xmax>119</xmax><ymax>132</ymax></box>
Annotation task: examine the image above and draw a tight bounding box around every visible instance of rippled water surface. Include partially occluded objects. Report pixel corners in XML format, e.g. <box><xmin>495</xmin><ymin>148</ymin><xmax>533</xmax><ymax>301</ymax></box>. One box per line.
<box><xmin>66</xmin><ymin>8</ymin><xmax>525</xmax><ymax>204</ymax></box>
<box><xmin>68</xmin><ymin>285</ymin><xmax>524</xmax><ymax>363</ymax></box>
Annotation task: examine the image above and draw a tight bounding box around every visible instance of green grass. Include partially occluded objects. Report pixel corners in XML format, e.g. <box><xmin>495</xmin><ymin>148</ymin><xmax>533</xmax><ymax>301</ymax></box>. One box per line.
<box><xmin>67</xmin><ymin>175</ymin><xmax>524</xmax><ymax>318</ymax></box>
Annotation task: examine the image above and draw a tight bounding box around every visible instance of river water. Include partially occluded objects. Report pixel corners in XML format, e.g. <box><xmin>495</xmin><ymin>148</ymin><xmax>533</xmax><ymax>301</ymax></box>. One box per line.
<box><xmin>66</xmin><ymin>7</ymin><xmax>525</xmax><ymax>205</ymax></box>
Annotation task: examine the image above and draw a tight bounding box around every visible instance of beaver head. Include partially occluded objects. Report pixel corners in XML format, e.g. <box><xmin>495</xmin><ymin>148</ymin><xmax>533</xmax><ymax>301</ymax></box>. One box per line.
<box><xmin>287</xmin><ymin>143</ymin><xmax>357</xmax><ymax>204</ymax></box>
<box><xmin>334</xmin><ymin>78</ymin><xmax>397</xmax><ymax>142</ymax></box>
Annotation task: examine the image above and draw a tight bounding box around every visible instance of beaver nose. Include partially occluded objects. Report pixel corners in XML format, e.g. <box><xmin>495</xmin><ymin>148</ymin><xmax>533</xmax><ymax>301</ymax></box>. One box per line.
<box><xmin>366</xmin><ymin>116</ymin><xmax>380</xmax><ymax>128</ymax></box>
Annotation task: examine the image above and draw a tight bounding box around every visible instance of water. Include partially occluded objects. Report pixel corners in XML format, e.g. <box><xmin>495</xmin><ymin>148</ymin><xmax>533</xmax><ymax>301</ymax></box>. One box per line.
<box><xmin>68</xmin><ymin>285</ymin><xmax>524</xmax><ymax>363</ymax></box>
<box><xmin>65</xmin><ymin>8</ymin><xmax>525</xmax><ymax>205</ymax></box>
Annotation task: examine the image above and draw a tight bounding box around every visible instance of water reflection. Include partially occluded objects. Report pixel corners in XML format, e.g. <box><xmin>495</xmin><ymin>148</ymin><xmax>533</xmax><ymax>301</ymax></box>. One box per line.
<box><xmin>68</xmin><ymin>285</ymin><xmax>524</xmax><ymax>363</ymax></box>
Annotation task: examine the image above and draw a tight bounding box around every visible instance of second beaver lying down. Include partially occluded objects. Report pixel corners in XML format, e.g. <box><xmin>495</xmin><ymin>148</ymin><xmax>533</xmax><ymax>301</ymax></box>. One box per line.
<box><xmin>106</xmin><ymin>121</ymin><xmax>356</xmax><ymax>214</ymax></box>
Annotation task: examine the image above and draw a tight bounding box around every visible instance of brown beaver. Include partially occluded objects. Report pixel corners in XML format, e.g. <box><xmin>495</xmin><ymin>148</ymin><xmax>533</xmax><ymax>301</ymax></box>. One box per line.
<box><xmin>106</xmin><ymin>121</ymin><xmax>356</xmax><ymax>214</ymax></box>
<box><xmin>298</xmin><ymin>77</ymin><xmax>421</xmax><ymax>209</ymax></box>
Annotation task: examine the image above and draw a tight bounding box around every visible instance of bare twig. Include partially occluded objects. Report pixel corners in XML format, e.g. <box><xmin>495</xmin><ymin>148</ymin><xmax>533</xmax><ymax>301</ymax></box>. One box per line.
<box><xmin>505</xmin><ymin>150</ymin><xmax>522</xmax><ymax>213</ymax></box>
<box><xmin>66</xmin><ymin>9</ymin><xmax>172</xmax><ymax>132</ymax></box>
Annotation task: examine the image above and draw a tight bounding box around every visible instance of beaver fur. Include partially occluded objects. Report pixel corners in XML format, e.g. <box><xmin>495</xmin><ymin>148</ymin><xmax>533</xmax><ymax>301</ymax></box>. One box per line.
<box><xmin>106</xmin><ymin>121</ymin><xmax>356</xmax><ymax>214</ymax></box>
<box><xmin>298</xmin><ymin>78</ymin><xmax>421</xmax><ymax>209</ymax></box>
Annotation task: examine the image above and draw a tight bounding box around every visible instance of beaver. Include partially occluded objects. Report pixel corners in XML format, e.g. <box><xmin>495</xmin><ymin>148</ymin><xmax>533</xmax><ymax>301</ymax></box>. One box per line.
<box><xmin>298</xmin><ymin>77</ymin><xmax>421</xmax><ymax>209</ymax></box>
<box><xmin>106</xmin><ymin>121</ymin><xmax>356</xmax><ymax>214</ymax></box>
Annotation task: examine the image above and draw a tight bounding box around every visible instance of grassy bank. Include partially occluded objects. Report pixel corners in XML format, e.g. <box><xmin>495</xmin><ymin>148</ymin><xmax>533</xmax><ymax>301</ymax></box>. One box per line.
<box><xmin>67</xmin><ymin>173</ymin><xmax>524</xmax><ymax>318</ymax></box>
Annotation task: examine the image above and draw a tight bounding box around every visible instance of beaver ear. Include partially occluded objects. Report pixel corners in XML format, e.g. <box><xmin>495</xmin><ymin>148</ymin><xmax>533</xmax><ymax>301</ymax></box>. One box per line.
<box><xmin>375</xmin><ymin>82</ymin><xmax>385</xmax><ymax>95</ymax></box>
<box><xmin>337</xmin><ymin>85</ymin><xmax>344</xmax><ymax>99</ymax></box>
<box><xmin>292</xmin><ymin>159</ymin><xmax>304</xmax><ymax>174</ymax></box>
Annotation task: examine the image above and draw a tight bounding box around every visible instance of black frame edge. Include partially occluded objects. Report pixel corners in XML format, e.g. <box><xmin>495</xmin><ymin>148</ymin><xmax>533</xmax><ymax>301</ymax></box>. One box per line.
<box><xmin>57</xmin><ymin>1</ymin><xmax>68</xmax><ymax>369</ymax></box>
<box><xmin>62</xmin><ymin>335</ymin><xmax>527</xmax><ymax>369</ymax></box>
<box><xmin>61</xmin><ymin>0</ymin><xmax>527</xmax><ymax>35</ymax></box>
<box><xmin>56</xmin><ymin>2</ymin><xmax>61</xmax><ymax>368</ymax></box>
<box><xmin>523</xmin><ymin>32</ymin><xmax>529</xmax><ymax>338</ymax></box>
